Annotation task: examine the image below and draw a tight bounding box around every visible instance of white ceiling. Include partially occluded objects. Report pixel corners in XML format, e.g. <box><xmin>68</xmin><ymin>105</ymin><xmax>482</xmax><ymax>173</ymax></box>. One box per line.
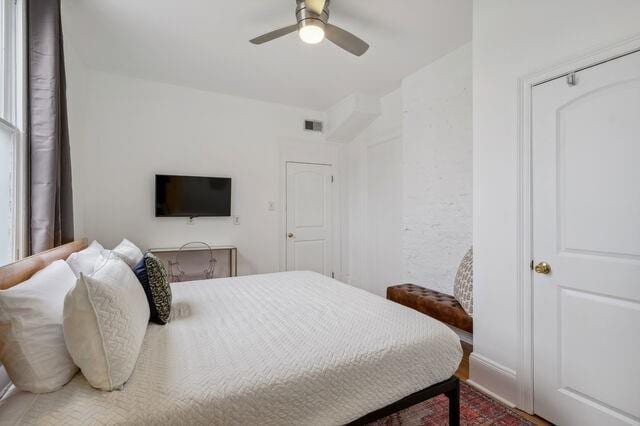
<box><xmin>61</xmin><ymin>0</ymin><xmax>472</xmax><ymax>110</ymax></box>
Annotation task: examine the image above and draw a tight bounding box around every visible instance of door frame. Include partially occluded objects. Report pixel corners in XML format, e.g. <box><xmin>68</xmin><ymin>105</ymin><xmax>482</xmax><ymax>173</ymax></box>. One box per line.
<box><xmin>278</xmin><ymin>140</ymin><xmax>342</xmax><ymax>279</ymax></box>
<box><xmin>514</xmin><ymin>35</ymin><xmax>640</xmax><ymax>414</ymax></box>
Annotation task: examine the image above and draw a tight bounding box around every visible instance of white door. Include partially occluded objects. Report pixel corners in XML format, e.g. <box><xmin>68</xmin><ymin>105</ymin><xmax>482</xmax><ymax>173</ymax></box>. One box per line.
<box><xmin>367</xmin><ymin>138</ymin><xmax>403</xmax><ymax>296</ymax></box>
<box><xmin>532</xmin><ymin>51</ymin><xmax>640</xmax><ymax>426</ymax></box>
<box><xmin>286</xmin><ymin>162</ymin><xmax>333</xmax><ymax>276</ymax></box>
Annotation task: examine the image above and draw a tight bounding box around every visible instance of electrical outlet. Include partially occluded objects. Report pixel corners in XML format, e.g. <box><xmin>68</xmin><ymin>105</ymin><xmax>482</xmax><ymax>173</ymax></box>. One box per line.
<box><xmin>233</xmin><ymin>216</ymin><xmax>240</xmax><ymax>225</ymax></box>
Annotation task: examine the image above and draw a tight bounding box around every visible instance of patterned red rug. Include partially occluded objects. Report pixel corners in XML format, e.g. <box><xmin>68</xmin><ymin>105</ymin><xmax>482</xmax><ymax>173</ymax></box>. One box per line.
<box><xmin>370</xmin><ymin>381</ymin><xmax>536</xmax><ymax>425</ymax></box>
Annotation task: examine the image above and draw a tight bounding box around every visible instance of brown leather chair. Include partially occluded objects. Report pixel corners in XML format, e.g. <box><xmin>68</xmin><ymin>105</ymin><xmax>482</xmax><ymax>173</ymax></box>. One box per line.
<box><xmin>387</xmin><ymin>284</ymin><xmax>473</xmax><ymax>333</ymax></box>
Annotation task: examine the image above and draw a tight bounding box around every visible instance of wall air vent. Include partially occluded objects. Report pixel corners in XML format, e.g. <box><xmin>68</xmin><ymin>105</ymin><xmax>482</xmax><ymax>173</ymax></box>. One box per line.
<box><xmin>304</xmin><ymin>120</ymin><xmax>323</xmax><ymax>133</ymax></box>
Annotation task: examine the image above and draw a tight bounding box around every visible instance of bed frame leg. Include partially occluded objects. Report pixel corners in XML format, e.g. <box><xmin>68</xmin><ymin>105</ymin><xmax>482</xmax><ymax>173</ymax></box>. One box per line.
<box><xmin>445</xmin><ymin>377</ymin><xmax>460</xmax><ymax>426</ymax></box>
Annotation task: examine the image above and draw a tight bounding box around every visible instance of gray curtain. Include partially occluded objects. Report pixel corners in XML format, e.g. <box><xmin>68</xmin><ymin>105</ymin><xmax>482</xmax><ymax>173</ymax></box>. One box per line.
<box><xmin>28</xmin><ymin>0</ymin><xmax>73</xmax><ymax>254</ymax></box>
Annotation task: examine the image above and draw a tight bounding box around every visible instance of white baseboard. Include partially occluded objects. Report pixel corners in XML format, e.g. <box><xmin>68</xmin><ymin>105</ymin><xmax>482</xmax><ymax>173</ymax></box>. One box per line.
<box><xmin>333</xmin><ymin>272</ymin><xmax>349</xmax><ymax>283</ymax></box>
<box><xmin>466</xmin><ymin>380</ymin><xmax>517</xmax><ymax>408</ymax></box>
<box><xmin>468</xmin><ymin>352</ymin><xmax>518</xmax><ymax>407</ymax></box>
<box><xmin>448</xmin><ymin>325</ymin><xmax>473</xmax><ymax>345</ymax></box>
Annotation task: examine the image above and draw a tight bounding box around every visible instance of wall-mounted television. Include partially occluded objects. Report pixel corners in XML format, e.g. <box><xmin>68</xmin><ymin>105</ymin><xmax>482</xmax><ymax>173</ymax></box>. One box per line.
<box><xmin>155</xmin><ymin>174</ymin><xmax>231</xmax><ymax>218</ymax></box>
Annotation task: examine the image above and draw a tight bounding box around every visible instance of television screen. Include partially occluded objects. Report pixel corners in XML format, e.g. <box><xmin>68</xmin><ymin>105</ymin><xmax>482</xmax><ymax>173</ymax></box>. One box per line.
<box><xmin>155</xmin><ymin>175</ymin><xmax>231</xmax><ymax>217</ymax></box>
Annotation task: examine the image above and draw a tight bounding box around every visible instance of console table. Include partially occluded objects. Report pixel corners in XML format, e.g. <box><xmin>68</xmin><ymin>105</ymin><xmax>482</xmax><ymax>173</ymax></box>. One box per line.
<box><xmin>148</xmin><ymin>245</ymin><xmax>237</xmax><ymax>282</ymax></box>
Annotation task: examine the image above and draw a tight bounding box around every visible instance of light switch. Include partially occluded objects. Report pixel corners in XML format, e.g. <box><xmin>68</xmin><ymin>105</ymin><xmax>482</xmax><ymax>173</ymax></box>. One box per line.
<box><xmin>268</xmin><ymin>201</ymin><xmax>276</xmax><ymax>211</ymax></box>
<box><xmin>233</xmin><ymin>216</ymin><xmax>240</xmax><ymax>225</ymax></box>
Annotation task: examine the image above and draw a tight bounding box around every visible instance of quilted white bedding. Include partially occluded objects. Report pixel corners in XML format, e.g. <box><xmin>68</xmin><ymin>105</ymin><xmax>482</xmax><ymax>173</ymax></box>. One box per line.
<box><xmin>0</xmin><ymin>271</ymin><xmax>462</xmax><ymax>425</ymax></box>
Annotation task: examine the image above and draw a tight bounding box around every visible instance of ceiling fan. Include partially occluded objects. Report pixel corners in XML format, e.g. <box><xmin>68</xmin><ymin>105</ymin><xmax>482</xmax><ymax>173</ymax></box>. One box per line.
<box><xmin>250</xmin><ymin>0</ymin><xmax>369</xmax><ymax>57</ymax></box>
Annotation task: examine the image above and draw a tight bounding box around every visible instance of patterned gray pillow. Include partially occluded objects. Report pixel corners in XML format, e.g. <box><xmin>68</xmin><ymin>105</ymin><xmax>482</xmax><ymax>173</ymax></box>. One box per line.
<box><xmin>453</xmin><ymin>248</ymin><xmax>473</xmax><ymax>316</ymax></box>
<box><xmin>134</xmin><ymin>253</ymin><xmax>172</xmax><ymax>325</ymax></box>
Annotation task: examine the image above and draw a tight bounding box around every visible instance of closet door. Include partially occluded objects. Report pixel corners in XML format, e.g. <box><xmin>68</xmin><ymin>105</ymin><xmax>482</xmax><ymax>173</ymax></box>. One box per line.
<box><xmin>532</xmin><ymin>51</ymin><xmax>640</xmax><ymax>426</ymax></box>
<box><xmin>366</xmin><ymin>137</ymin><xmax>402</xmax><ymax>296</ymax></box>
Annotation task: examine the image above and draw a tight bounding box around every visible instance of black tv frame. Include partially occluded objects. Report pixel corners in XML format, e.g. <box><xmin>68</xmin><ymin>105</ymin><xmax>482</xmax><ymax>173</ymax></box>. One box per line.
<box><xmin>155</xmin><ymin>174</ymin><xmax>232</xmax><ymax>219</ymax></box>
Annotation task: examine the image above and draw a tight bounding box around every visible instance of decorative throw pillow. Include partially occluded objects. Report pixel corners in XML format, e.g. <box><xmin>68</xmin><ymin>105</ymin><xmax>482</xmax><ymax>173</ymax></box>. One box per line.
<box><xmin>453</xmin><ymin>248</ymin><xmax>473</xmax><ymax>316</ymax></box>
<box><xmin>133</xmin><ymin>253</ymin><xmax>172</xmax><ymax>325</ymax></box>
<box><xmin>66</xmin><ymin>240</ymin><xmax>104</xmax><ymax>277</ymax></box>
<box><xmin>0</xmin><ymin>260</ymin><xmax>79</xmax><ymax>393</ymax></box>
<box><xmin>63</xmin><ymin>257</ymin><xmax>149</xmax><ymax>391</ymax></box>
<box><xmin>113</xmin><ymin>238</ymin><xmax>144</xmax><ymax>268</ymax></box>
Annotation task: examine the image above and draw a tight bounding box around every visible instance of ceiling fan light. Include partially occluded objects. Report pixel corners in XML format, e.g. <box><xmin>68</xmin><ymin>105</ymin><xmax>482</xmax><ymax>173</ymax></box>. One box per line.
<box><xmin>299</xmin><ymin>20</ymin><xmax>325</xmax><ymax>44</ymax></box>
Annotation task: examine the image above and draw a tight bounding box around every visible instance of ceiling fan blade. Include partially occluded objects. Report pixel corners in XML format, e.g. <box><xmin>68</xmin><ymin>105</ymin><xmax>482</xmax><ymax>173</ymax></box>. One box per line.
<box><xmin>325</xmin><ymin>24</ymin><xmax>369</xmax><ymax>56</ymax></box>
<box><xmin>250</xmin><ymin>24</ymin><xmax>298</xmax><ymax>45</ymax></box>
<box><xmin>304</xmin><ymin>0</ymin><xmax>326</xmax><ymax>15</ymax></box>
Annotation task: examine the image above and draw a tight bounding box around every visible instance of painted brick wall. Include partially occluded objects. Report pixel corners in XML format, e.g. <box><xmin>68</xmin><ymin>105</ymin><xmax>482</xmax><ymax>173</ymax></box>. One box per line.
<box><xmin>401</xmin><ymin>43</ymin><xmax>473</xmax><ymax>294</ymax></box>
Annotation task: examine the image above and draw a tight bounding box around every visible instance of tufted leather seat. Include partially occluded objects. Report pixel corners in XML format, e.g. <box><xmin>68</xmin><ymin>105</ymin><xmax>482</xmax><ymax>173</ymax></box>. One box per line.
<box><xmin>387</xmin><ymin>284</ymin><xmax>473</xmax><ymax>333</ymax></box>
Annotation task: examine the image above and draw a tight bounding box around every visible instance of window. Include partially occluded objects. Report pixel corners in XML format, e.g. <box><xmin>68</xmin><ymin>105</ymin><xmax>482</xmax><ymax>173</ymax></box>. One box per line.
<box><xmin>1</xmin><ymin>0</ymin><xmax>25</xmax><ymax>266</ymax></box>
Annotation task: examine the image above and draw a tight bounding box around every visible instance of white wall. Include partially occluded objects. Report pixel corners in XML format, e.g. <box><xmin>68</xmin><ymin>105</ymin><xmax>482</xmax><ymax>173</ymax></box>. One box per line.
<box><xmin>344</xmin><ymin>42</ymin><xmax>473</xmax><ymax>297</ymax></box>
<box><xmin>402</xmin><ymin>44</ymin><xmax>473</xmax><ymax>294</ymax></box>
<box><xmin>473</xmin><ymin>0</ymin><xmax>640</xmax><ymax>407</ymax></box>
<box><xmin>67</xmin><ymin>67</ymin><xmax>332</xmax><ymax>276</ymax></box>
<box><xmin>64</xmin><ymin>45</ymin><xmax>89</xmax><ymax>242</ymax></box>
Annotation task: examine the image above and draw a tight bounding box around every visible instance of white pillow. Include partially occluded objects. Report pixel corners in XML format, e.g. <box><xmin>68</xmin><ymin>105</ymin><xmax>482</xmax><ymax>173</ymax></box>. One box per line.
<box><xmin>112</xmin><ymin>238</ymin><xmax>144</xmax><ymax>267</ymax></box>
<box><xmin>0</xmin><ymin>260</ymin><xmax>79</xmax><ymax>393</ymax></box>
<box><xmin>66</xmin><ymin>240</ymin><xmax>104</xmax><ymax>277</ymax></box>
<box><xmin>63</xmin><ymin>257</ymin><xmax>149</xmax><ymax>391</ymax></box>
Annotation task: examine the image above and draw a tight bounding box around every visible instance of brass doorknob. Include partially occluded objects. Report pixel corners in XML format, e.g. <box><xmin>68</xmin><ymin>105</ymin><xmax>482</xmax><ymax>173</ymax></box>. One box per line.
<box><xmin>288</xmin><ymin>233</ymin><xmax>294</xmax><ymax>238</ymax></box>
<box><xmin>534</xmin><ymin>262</ymin><xmax>551</xmax><ymax>275</ymax></box>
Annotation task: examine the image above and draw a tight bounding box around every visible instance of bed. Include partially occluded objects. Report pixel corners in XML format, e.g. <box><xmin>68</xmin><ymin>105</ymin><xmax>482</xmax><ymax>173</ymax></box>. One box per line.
<box><xmin>0</xmin><ymin>241</ymin><xmax>462</xmax><ymax>425</ymax></box>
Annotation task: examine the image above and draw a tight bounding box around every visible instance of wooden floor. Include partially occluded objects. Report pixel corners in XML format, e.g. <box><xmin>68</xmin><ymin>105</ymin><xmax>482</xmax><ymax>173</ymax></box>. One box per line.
<box><xmin>455</xmin><ymin>342</ymin><xmax>551</xmax><ymax>426</ymax></box>
<box><xmin>454</xmin><ymin>341</ymin><xmax>472</xmax><ymax>380</ymax></box>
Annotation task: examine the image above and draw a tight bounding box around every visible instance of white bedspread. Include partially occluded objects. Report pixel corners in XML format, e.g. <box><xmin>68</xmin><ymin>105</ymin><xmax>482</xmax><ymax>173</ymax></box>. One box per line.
<box><xmin>0</xmin><ymin>271</ymin><xmax>462</xmax><ymax>425</ymax></box>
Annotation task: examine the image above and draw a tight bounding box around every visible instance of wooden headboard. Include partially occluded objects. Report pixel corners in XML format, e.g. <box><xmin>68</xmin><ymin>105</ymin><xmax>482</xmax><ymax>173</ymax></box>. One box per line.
<box><xmin>0</xmin><ymin>239</ymin><xmax>88</xmax><ymax>290</ymax></box>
